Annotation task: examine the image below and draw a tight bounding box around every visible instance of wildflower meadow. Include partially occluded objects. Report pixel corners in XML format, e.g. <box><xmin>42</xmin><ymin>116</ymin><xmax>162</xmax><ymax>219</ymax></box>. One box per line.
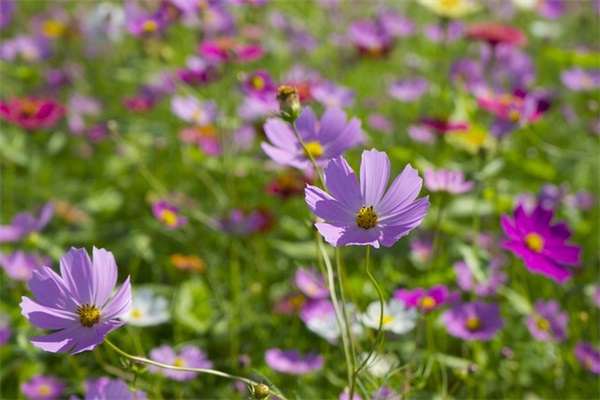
<box><xmin>1</xmin><ymin>1</ymin><xmax>600</xmax><ymax>399</ymax></box>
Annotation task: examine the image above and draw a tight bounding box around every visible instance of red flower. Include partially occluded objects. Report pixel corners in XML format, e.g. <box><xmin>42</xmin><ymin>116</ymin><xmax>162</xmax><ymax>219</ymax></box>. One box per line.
<box><xmin>466</xmin><ymin>23</ymin><xmax>527</xmax><ymax>47</ymax></box>
<box><xmin>420</xmin><ymin>117</ymin><xmax>470</xmax><ymax>134</ymax></box>
<box><xmin>0</xmin><ymin>98</ymin><xmax>64</xmax><ymax>130</ymax></box>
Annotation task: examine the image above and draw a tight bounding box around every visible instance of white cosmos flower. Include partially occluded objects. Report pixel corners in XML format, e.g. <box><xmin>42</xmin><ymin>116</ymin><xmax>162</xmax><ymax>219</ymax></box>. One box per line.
<box><xmin>360</xmin><ymin>352</ymin><xmax>398</xmax><ymax>378</ymax></box>
<box><xmin>361</xmin><ymin>298</ymin><xmax>417</xmax><ymax>335</ymax></box>
<box><xmin>120</xmin><ymin>288</ymin><xmax>170</xmax><ymax>327</ymax></box>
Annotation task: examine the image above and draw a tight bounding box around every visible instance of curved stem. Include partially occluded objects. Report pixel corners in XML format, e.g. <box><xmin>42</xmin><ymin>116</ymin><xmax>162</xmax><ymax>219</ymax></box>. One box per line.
<box><xmin>290</xmin><ymin>121</ymin><xmax>325</xmax><ymax>187</ymax></box>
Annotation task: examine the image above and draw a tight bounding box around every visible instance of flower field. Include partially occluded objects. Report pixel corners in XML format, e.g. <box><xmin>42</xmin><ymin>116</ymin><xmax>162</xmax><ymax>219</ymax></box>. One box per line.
<box><xmin>1</xmin><ymin>1</ymin><xmax>599</xmax><ymax>399</ymax></box>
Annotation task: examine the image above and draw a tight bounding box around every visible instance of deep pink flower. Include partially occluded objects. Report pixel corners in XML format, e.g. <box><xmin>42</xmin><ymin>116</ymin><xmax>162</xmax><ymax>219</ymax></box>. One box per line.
<box><xmin>199</xmin><ymin>38</ymin><xmax>264</xmax><ymax>63</ymax></box>
<box><xmin>0</xmin><ymin>98</ymin><xmax>64</xmax><ymax>130</ymax></box>
<box><xmin>526</xmin><ymin>300</ymin><xmax>568</xmax><ymax>342</ymax></box>
<box><xmin>152</xmin><ymin>200</ymin><xmax>187</xmax><ymax>229</ymax></box>
<box><xmin>501</xmin><ymin>204</ymin><xmax>581</xmax><ymax>283</ymax></box>
<box><xmin>420</xmin><ymin>117</ymin><xmax>470</xmax><ymax>134</ymax></box>
<box><xmin>394</xmin><ymin>285</ymin><xmax>459</xmax><ymax>312</ymax></box>
<box><xmin>466</xmin><ymin>23</ymin><xmax>527</xmax><ymax>47</ymax></box>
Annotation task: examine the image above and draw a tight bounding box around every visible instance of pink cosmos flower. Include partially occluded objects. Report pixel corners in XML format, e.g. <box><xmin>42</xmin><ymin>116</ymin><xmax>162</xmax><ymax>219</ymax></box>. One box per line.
<box><xmin>305</xmin><ymin>149</ymin><xmax>429</xmax><ymax>248</ymax></box>
<box><xmin>466</xmin><ymin>23</ymin><xmax>527</xmax><ymax>47</ymax></box>
<box><xmin>148</xmin><ymin>345</ymin><xmax>213</xmax><ymax>381</ymax></box>
<box><xmin>152</xmin><ymin>200</ymin><xmax>187</xmax><ymax>229</ymax></box>
<box><xmin>442</xmin><ymin>301</ymin><xmax>504</xmax><ymax>341</ymax></box>
<box><xmin>574</xmin><ymin>342</ymin><xmax>600</xmax><ymax>375</ymax></box>
<box><xmin>424</xmin><ymin>168</ymin><xmax>474</xmax><ymax>194</ymax></box>
<box><xmin>394</xmin><ymin>285</ymin><xmax>459</xmax><ymax>312</ymax></box>
<box><xmin>0</xmin><ymin>202</ymin><xmax>54</xmax><ymax>243</ymax></box>
<box><xmin>0</xmin><ymin>98</ymin><xmax>64</xmax><ymax>130</ymax></box>
<box><xmin>265</xmin><ymin>348</ymin><xmax>324</xmax><ymax>374</ymax></box>
<box><xmin>526</xmin><ymin>300</ymin><xmax>568</xmax><ymax>342</ymax></box>
<box><xmin>21</xmin><ymin>375</ymin><xmax>66</xmax><ymax>400</ymax></box>
<box><xmin>84</xmin><ymin>377</ymin><xmax>147</xmax><ymax>400</ymax></box>
<box><xmin>295</xmin><ymin>267</ymin><xmax>329</xmax><ymax>299</ymax></box>
<box><xmin>19</xmin><ymin>247</ymin><xmax>131</xmax><ymax>354</ymax></box>
<box><xmin>501</xmin><ymin>204</ymin><xmax>581</xmax><ymax>283</ymax></box>
<box><xmin>199</xmin><ymin>37</ymin><xmax>263</xmax><ymax>63</ymax></box>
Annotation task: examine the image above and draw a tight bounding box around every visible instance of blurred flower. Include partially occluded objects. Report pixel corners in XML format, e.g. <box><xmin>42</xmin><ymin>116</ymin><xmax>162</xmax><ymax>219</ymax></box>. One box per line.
<box><xmin>501</xmin><ymin>204</ymin><xmax>580</xmax><ymax>283</ymax></box>
<box><xmin>371</xmin><ymin>387</ymin><xmax>400</xmax><ymax>400</ymax></box>
<box><xmin>19</xmin><ymin>247</ymin><xmax>131</xmax><ymax>354</ymax></box>
<box><xmin>176</xmin><ymin>56</ymin><xmax>219</xmax><ymax>87</ymax></box>
<box><xmin>268</xmin><ymin>10</ymin><xmax>317</xmax><ymax>54</ymax></box>
<box><xmin>362</xmin><ymin>298</ymin><xmax>417</xmax><ymax>334</ymax></box>
<box><xmin>420</xmin><ymin>117</ymin><xmax>470</xmax><ymax>135</ymax></box>
<box><xmin>410</xmin><ymin>234</ymin><xmax>433</xmax><ymax>262</ymax></box>
<box><xmin>120</xmin><ymin>288</ymin><xmax>170</xmax><ymax>327</ymax></box>
<box><xmin>466</xmin><ymin>23</ymin><xmax>527</xmax><ymax>47</ymax></box>
<box><xmin>443</xmin><ymin>301</ymin><xmax>504</xmax><ymax>341</ymax></box>
<box><xmin>273</xmin><ymin>292</ymin><xmax>306</xmax><ymax>315</ymax></box>
<box><xmin>300</xmin><ymin>299</ymin><xmax>363</xmax><ymax>344</ymax></box>
<box><xmin>367</xmin><ymin>114</ymin><xmax>394</xmax><ymax>134</ymax></box>
<box><xmin>84</xmin><ymin>377</ymin><xmax>147</xmax><ymax>400</ymax></box>
<box><xmin>240</xmin><ymin>69</ymin><xmax>276</xmax><ymax>97</ymax></box>
<box><xmin>561</xmin><ymin>68</ymin><xmax>600</xmax><ymax>92</ymax></box>
<box><xmin>238</xmin><ymin>93</ymin><xmax>279</xmax><ymax>123</ymax></box>
<box><xmin>563</xmin><ymin>190</ymin><xmax>595</xmax><ymax>212</ymax></box>
<box><xmin>361</xmin><ymin>352</ymin><xmax>397</xmax><ymax>377</ymax></box>
<box><xmin>0</xmin><ymin>314</ymin><xmax>10</xmax><ymax>346</ymax></box>
<box><xmin>0</xmin><ymin>0</ymin><xmax>15</xmax><ymax>29</ymax></box>
<box><xmin>122</xmin><ymin>92</ymin><xmax>156</xmax><ymax>113</ymax></box>
<box><xmin>21</xmin><ymin>375</ymin><xmax>66</xmax><ymax>400</ymax></box>
<box><xmin>199</xmin><ymin>37</ymin><xmax>264</xmax><ymax>64</ymax></box>
<box><xmin>574</xmin><ymin>342</ymin><xmax>600</xmax><ymax>375</ymax></box>
<box><xmin>149</xmin><ymin>345</ymin><xmax>213</xmax><ymax>381</ymax></box>
<box><xmin>450</xmin><ymin>58</ymin><xmax>486</xmax><ymax>93</ymax></box>
<box><xmin>170</xmin><ymin>253</ymin><xmax>206</xmax><ymax>273</ymax></box>
<box><xmin>295</xmin><ymin>268</ymin><xmax>329</xmax><ymax>299</ymax></box>
<box><xmin>0</xmin><ymin>34</ymin><xmax>52</xmax><ymax>62</ymax></box>
<box><xmin>423</xmin><ymin>21</ymin><xmax>465</xmax><ymax>43</ymax></box>
<box><xmin>266</xmin><ymin>169</ymin><xmax>312</xmax><ymax>199</ymax></box>
<box><xmin>454</xmin><ymin>258</ymin><xmax>507</xmax><ymax>297</ymax></box>
<box><xmin>0</xmin><ymin>251</ymin><xmax>50</xmax><ymax>282</ymax></box>
<box><xmin>388</xmin><ymin>78</ymin><xmax>429</xmax><ymax>103</ymax></box>
<box><xmin>417</xmin><ymin>0</ymin><xmax>479</xmax><ymax>18</ymax></box>
<box><xmin>54</xmin><ymin>200</ymin><xmax>91</xmax><ymax>224</ymax></box>
<box><xmin>349</xmin><ymin>19</ymin><xmax>393</xmax><ymax>58</ymax></box>
<box><xmin>340</xmin><ymin>391</ymin><xmax>363</xmax><ymax>400</ymax></box>
<box><xmin>311</xmin><ymin>81</ymin><xmax>355</xmax><ymax>109</ymax></box>
<box><xmin>265</xmin><ymin>348</ymin><xmax>324</xmax><ymax>374</ymax></box>
<box><xmin>152</xmin><ymin>200</ymin><xmax>187</xmax><ymax>229</ymax></box>
<box><xmin>305</xmin><ymin>149</ymin><xmax>429</xmax><ymax>248</ymax></box>
<box><xmin>0</xmin><ymin>202</ymin><xmax>54</xmax><ymax>243</ymax></box>
<box><xmin>218</xmin><ymin>208</ymin><xmax>273</xmax><ymax>236</ymax></box>
<box><xmin>378</xmin><ymin>9</ymin><xmax>415</xmax><ymax>38</ymax></box>
<box><xmin>180</xmin><ymin>125</ymin><xmax>221</xmax><ymax>156</ymax></box>
<box><xmin>171</xmin><ymin>96</ymin><xmax>218</xmax><ymax>126</ymax></box>
<box><xmin>424</xmin><ymin>168</ymin><xmax>474</xmax><ymax>194</ymax></box>
<box><xmin>0</xmin><ymin>98</ymin><xmax>64</xmax><ymax>130</ymax></box>
<box><xmin>526</xmin><ymin>300</ymin><xmax>568</xmax><ymax>342</ymax></box>
<box><xmin>67</xmin><ymin>94</ymin><xmax>102</xmax><ymax>135</ymax></box>
<box><xmin>262</xmin><ymin>107</ymin><xmax>363</xmax><ymax>170</ymax></box>
<box><xmin>513</xmin><ymin>0</ymin><xmax>565</xmax><ymax>19</ymax></box>
<box><xmin>394</xmin><ymin>285</ymin><xmax>459</xmax><ymax>312</ymax></box>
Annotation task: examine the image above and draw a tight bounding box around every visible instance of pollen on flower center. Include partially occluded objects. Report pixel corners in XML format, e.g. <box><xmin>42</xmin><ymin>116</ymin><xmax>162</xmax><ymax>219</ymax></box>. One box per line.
<box><xmin>161</xmin><ymin>210</ymin><xmax>178</xmax><ymax>227</ymax></box>
<box><xmin>143</xmin><ymin>20</ymin><xmax>158</xmax><ymax>32</ymax></box>
<box><xmin>536</xmin><ymin>318</ymin><xmax>550</xmax><ymax>331</ymax></box>
<box><xmin>466</xmin><ymin>317</ymin><xmax>481</xmax><ymax>331</ymax></box>
<box><xmin>508</xmin><ymin>110</ymin><xmax>521</xmax><ymax>122</ymax></box>
<box><xmin>131</xmin><ymin>309</ymin><xmax>142</xmax><ymax>319</ymax></box>
<box><xmin>38</xmin><ymin>385</ymin><xmax>51</xmax><ymax>396</ymax></box>
<box><xmin>303</xmin><ymin>141</ymin><xmax>324</xmax><ymax>159</ymax></box>
<box><xmin>419</xmin><ymin>296</ymin><xmax>437</xmax><ymax>310</ymax></box>
<box><xmin>356</xmin><ymin>205</ymin><xmax>378</xmax><ymax>229</ymax></box>
<box><xmin>251</xmin><ymin>76</ymin><xmax>265</xmax><ymax>90</ymax></box>
<box><xmin>77</xmin><ymin>304</ymin><xmax>101</xmax><ymax>327</ymax></box>
<box><xmin>174</xmin><ymin>356</ymin><xmax>185</xmax><ymax>367</ymax></box>
<box><xmin>382</xmin><ymin>315</ymin><xmax>393</xmax><ymax>325</ymax></box>
<box><xmin>525</xmin><ymin>232</ymin><xmax>544</xmax><ymax>252</ymax></box>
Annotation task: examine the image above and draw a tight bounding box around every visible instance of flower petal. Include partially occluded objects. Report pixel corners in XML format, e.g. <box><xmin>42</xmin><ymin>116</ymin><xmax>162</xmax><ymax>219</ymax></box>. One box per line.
<box><xmin>91</xmin><ymin>247</ymin><xmax>118</xmax><ymax>307</ymax></box>
<box><xmin>30</xmin><ymin>325</ymin><xmax>80</xmax><ymax>353</ymax></box>
<box><xmin>28</xmin><ymin>266</ymin><xmax>78</xmax><ymax>311</ymax></box>
<box><xmin>101</xmin><ymin>276</ymin><xmax>132</xmax><ymax>320</ymax></box>
<box><xmin>70</xmin><ymin>326</ymin><xmax>100</xmax><ymax>355</ymax></box>
<box><xmin>305</xmin><ymin>185</ymin><xmax>355</xmax><ymax>223</ymax></box>
<box><xmin>263</xmin><ymin>118</ymin><xmax>297</xmax><ymax>150</ymax></box>
<box><xmin>20</xmin><ymin>296</ymin><xmax>77</xmax><ymax>330</ymax></box>
<box><xmin>322</xmin><ymin>156</ymin><xmax>362</xmax><ymax>212</ymax></box>
<box><xmin>317</xmin><ymin>108</ymin><xmax>348</xmax><ymax>144</ymax></box>
<box><xmin>295</xmin><ymin>107</ymin><xmax>317</xmax><ymax>141</ymax></box>
<box><xmin>360</xmin><ymin>149</ymin><xmax>390</xmax><ymax>207</ymax></box>
<box><xmin>60</xmin><ymin>247</ymin><xmax>93</xmax><ymax>305</ymax></box>
<box><xmin>315</xmin><ymin>222</ymin><xmax>381</xmax><ymax>248</ymax></box>
<box><xmin>376</xmin><ymin>164</ymin><xmax>423</xmax><ymax>216</ymax></box>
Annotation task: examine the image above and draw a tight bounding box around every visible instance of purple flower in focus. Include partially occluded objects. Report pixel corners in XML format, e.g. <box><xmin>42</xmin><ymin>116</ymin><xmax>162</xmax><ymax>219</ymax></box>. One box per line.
<box><xmin>388</xmin><ymin>78</ymin><xmax>428</xmax><ymax>102</ymax></box>
<box><xmin>85</xmin><ymin>377</ymin><xmax>147</xmax><ymax>400</ymax></box>
<box><xmin>265</xmin><ymin>348</ymin><xmax>324</xmax><ymax>374</ymax></box>
<box><xmin>305</xmin><ymin>149</ymin><xmax>429</xmax><ymax>248</ymax></box>
<box><xmin>152</xmin><ymin>200</ymin><xmax>187</xmax><ymax>229</ymax></box>
<box><xmin>149</xmin><ymin>345</ymin><xmax>213</xmax><ymax>381</ymax></box>
<box><xmin>501</xmin><ymin>204</ymin><xmax>581</xmax><ymax>283</ymax></box>
<box><xmin>262</xmin><ymin>107</ymin><xmax>363</xmax><ymax>170</ymax></box>
<box><xmin>424</xmin><ymin>168</ymin><xmax>474</xmax><ymax>194</ymax></box>
<box><xmin>561</xmin><ymin>68</ymin><xmax>600</xmax><ymax>92</ymax></box>
<box><xmin>295</xmin><ymin>268</ymin><xmax>329</xmax><ymax>299</ymax></box>
<box><xmin>443</xmin><ymin>301</ymin><xmax>504</xmax><ymax>341</ymax></box>
<box><xmin>21</xmin><ymin>375</ymin><xmax>66</xmax><ymax>400</ymax></box>
<box><xmin>0</xmin><ymin>251</ymin><xmax>50</xmax><ymax>282</ymax></box>
<box><xmin>574</xmin><ymin>342</ymin><xmax>600</xmax><ymax>375</ymax></box>
<box><xmin>394</xmin><ymin>285</ymin><xmax>459</xmax><ymax>312</ymax></box>
<box><xmin>19</xmin><ymin>247</ymin><xmax>131</xmax><ymax>354</ymax></box>
<box><xmin>0</xmin><ymin>202</ymin><xmax>53</xmax><ymax>243</ymax></box>
<box><xmin>526</xmin><ymin>300</ymin><xmax>568</xmax><ymax>342</ymax></box>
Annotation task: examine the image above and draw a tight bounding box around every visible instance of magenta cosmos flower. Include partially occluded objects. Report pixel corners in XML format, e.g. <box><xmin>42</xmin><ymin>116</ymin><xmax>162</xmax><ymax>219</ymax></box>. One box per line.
<box><xmin>149</xmin><ymin>345</ymin><xmax>213</xmax><ymax>381</ymax></box>
<box><xmin>526</xmin><ymin>299</ymin><xmax>568</xmax><ymax>342</ymax></box>
<box><xmin>0</xmin><ymin>202</ymin><xmax>53</xmax><ymax>243</ymax></box>
<box><xmin>19</xmin><ymin>247</ymin><xmax>131</xmax><ymax>354</ymax></box>
<box><xmin>501</xmin><ymin>204</ymin><xmax>581</xmax><ymax>283</ymax></box>
<box><xmin>305</xmin><ymin>149</ymin><xmax>429</xmax><ymax>248</ymax></box>
<box><xmin>424</xmin><ymin>168</ymin><xmax>474</xmax><ymax>194</ymax></box>
<box><xmin>265</xmin><ymin>348</ymin><xmax>324</xmax><ymax>374</ymax></box>
<box><xmin>442</xmin><ymin>301</ymin><xmax>504</xmax><ymax>341</ymax></box>
<box><xmin>574</xmin><ymin>342</ymin><xmax>600</xmax><ymax>375</ymax></box>
<box><xmin>394</xmin><ymin>285</ymin><xmax>459</xmax><ymax>312</ymax></box>
<box><xmin>21</xmin><ymin>375</ymin><xmax>66</xmax><ymax>400</ymax></box>
<box><xmin>262</xmin><ymin>107</ymin><xmax>363</xmax><ymax>170</ymax></box>
<box><xmin>0</xmin><ymin>97</ymin><xmax>64</xmax><ymax>130</ymax></box>
<box><xmin>152</xmin><ymin>200</ymin><xmax>187</xmax><ymax>229</ymax></box>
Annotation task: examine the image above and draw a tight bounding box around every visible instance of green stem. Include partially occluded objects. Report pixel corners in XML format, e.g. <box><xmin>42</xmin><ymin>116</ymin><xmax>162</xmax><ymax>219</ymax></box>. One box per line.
<box><xmin>427</xmin><ymin>194</ymin><xmax>448</xmax><ymax>281</ymax></box>
<box><xmin>290</xmin><ymin>121</ymin><xmax>325</xmax><ymax>187</ymax></box>
<box><xmin>230</xmin><ymin>239</ymin><xmax>241</xmax><ymax>370</ymax></box>
<box><xmin>335</xmin><ymin>248</ymin><xmax>357</xmax><ymax>375</ymax></box>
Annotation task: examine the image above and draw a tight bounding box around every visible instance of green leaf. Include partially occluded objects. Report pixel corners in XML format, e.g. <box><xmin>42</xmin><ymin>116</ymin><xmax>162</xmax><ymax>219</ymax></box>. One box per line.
<box><xmin>173</xmin><ymin>278</ymin><xmax>214</xmax><ymax>333</ymax></box>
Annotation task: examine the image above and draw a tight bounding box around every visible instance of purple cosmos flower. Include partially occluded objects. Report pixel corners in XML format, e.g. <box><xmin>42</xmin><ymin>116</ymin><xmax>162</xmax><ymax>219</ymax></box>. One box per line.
<box><xmin>561</xmin><ymin>68</ymin><xmax>600</xmax><ymax>92</ymax></box>
<box><xmin>408</xmin><ymin>124</ymin><xmax>436</xmax><ymax>144</ymax></box>
<box><xmin>21</xmin><ymin>375</ymin><xmax>66</xmax><ymax>400</ymax></box>
<box><xmin>372</xmin><ymin>387</ymin><xmax>400</xmax><ymax>400</ymax></box>
<box><xmin>340</xmin><ymin>392</ymin><xmax>363</xmax><ymax>400</ymax></box>
<box><xmin>423</xmin><ymin>21</ymin><xmax>464</xmax><ymax>43</ymax></box>
<box><xmin>152</xmin><ymin>200</ymin><xmax>187</xmax><ymax>229</ymax></box>
<box><xmin>0</xmin><ymin>314</ymin><xmax>10</xmax><ymax>346</ymax></box>
<box><xmin>454</xmin><ymin>259</ymin><xmax>507</xmax><ymax>297</ymax></box>
<box><xmin>300</xmin><ymin>299</ymin><xmax>363</xmax><ymax>344</ymax></box>
<box><xmin>0</xmin><ymin>0</ymin><xmax>15</xmax><ymax>29</ymax></box>
<box><xmin>19</xmin><ymin>247</ymin><xmax>131</xmax><ymax>354</ymax></box>
<box><xmin>238</xmin><ymin>93</ymin><xmax>279</xmax><ymax>123</ymax></box>
<box><xmin>501</xmin><ymin>204</ymin><xmax>581</xmax><ymax>283</ymax></box>
<box><xmin>367</xmin><ymin>114</ymin><xmax>394</xmax><ymax>134</ymax></box>
<box><xmin>262</xmin><ymin>107</ymin><xmax>363</xmax><ymax>170</ymax></box>
<box><xmin>450</xmin><ymin>59</ymin><xmax>487</xmax><ymax>94</ymax></box>
<box><xmin>217</xmin><ymin>208</ymin><xmax>273</xmax><ymax>236</ymax></box>
<box><xmin>424</xmin><ymin>168</ymin><xmax>475</xmax><ymax>194</ymax></box>
<box><xmin>388</xmin><ymin>78</ymin><xmax>428</xmax><ymax>102</ymax></box>
<box><xmin>526</xmin><ymin>300</ymin><xmax>568</xmax><ymax>342</ymax></box>
<box><xmin>0</xmin><ymin>34</ymin><xmax>52</xmax><ymax>62</ymax></box>
<box><xmin>305</xmin><ymin>149</ymin><xmax>429</xmax><ymax>248</ymax></box>
<box><xmin>85</xmin><ymin>377</ymin><xmax>147</xmax><ymax>400</ymax></box>
<box><xmin>295</xmin><ymin>268</ymin><xmax>329</xmax><ymax>299</ymax></box>
<box><xmin>171</xmin><ymin>96</ymin><xmax>218</xmax><ymax>126</ymax></box>
<box><xmin>149</xmin><ymin>345</ymin><xmax>213</xmax><ymax>381</ymax></box>
<box><xmin>349</xmin><ymin>19</ymin><xmax>393</xmax><ymax>58</ymax></box>
<box><xmin>574</xmin><ymin>342</ymin><xmax>600</xmax><ymax>375</ymax></box>
<box><xmin>265</xmin><ymin>348</ymin><xmax>324</xmax><ymax>374</ymax></box>
<box><xmin>394</xmin><ymin>285</ymin><xmax>459</xmax><ymax>312</ymax></box>
<box><xmin>176</xmin><ymin>56</ymin><xmax>219</xmax><ymax>87</ymax></box>
<box><xmin>0</xmin><ymin>202</ymin><xmax>53</xmax><ymax>243</ymax></box>
<box><xmin>67</xmin><ymin>94</ymin><xmax>102</xmax><ymax>135</ymax></box>
<box><xmin>0</xmin><ymin>251</ymin><xmax>50</xmax><ymax>282</ymax></box>
<box><xmin>443</xmin><ymin>301</ymin><xmax>504</xmax><ymax>341</ymax></box>
<box><xmin>311</xmin><ymin>81</ymin><xmax>355</xmax><ymax>109</ymax></box>
<box><xmin>241</xmin><ymin>69</ymin><xmax>276</xmax><ymax>97</ymax></box>
<box><xmin>378</xmin><ymin>10</ymin><xmax>415</xmax><ymax>38</ymax></box>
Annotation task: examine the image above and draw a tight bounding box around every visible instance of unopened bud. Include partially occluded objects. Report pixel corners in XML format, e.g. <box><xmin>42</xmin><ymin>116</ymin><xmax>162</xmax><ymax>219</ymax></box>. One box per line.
<box><xmin>276</xmin><ymin>85</ymin><xmax>301</xmax><ymax>123</ymax></box>
<box><xmin>252</xmin><ymin>383</ymin><xmax>270</xmax><ymax>399</ymax></box>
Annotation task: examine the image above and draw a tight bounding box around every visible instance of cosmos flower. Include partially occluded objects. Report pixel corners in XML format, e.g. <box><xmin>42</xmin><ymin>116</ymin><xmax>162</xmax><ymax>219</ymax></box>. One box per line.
<box><xmin>149</xmin><ymin>345</ymin><xmax>213</xmax><ymax>381</ymax></box>
<box><xmin>0</xmin><ymin>251</ymin><xmax>50</xmax><ymax>282</ymax></box>
<box><xmin>454</xmin><ymin>258</ymin><xmax>507</xmax><ymax>297</ymax></box>
<box><xmin>179</xmin><ymin>125</ymin><xmax>221</xmax><ymax>156</ymax></box>
<box><xmin>348</xmin><ymin>19</ymin><xmax>393</xmax><ymax>58</ymax></box>
<box><xmin>423</xmin><ymin>168</ymin><xmax>474</xmax><ymax>194</ymax></box>
<box><xmin>311</xmin><ymin>81</ymin><xmax>355</xmax><ymax>109</ymax></box>
<box><xmin>152</xmin><ymin>200</ymin><xmax>187</xmax><ymax>229</ymax></box>
<box><xmin>361</xmin><ymin>298</ymin><xmax>417</xmax><ymax>334</ymax></box>
<box><xmin>265</xmin><ymin>348</ymin><xmax>324</xmax><ymax>374</ymax></box>
<box><xmin>0</xmin><ymin>98</ymin><xmax>64</xmax><ymax>130</ymax></box>
<box><xmin>266</xmin><ymin>169</ymin><xmax>312</xmax><ymax>199</ymax></box>
<box><xmin>217</xmin><ymin>208</ymin><xmax>273</xmax><ymax>236</ymax></box>
<box><xmin>19</xmin><ymin>247</ymin><xmax>131</xmax><ymax>354</ymax></box>
<box><xmin>240</xmin><ymin>69</ymin><xmax>276</xmax><ymax>97</ymax></box>
<box><xmin>305</xmin><ymin>149</ymin><xmax>429</xmax><ymax>248</ymax></box>
<box><xmin>295</xmin><ymin>268</ymin><xmax>329</xmax><ymax>299</ymax></box>
<box><xmin>84</xmin><ymin>377</ymin><xmax>147</xmax><ymax>400</ymax></box>
<box><xmin>0</xmin><ymin>0</ymin><xmax>15</xmax><ymax>29</ymax></box>
<box><xmin>120</xmin><ymin>288</ymin><xmax>170</xmax><ymax>327</ymax></box>
<box><xmin>423</xmin><ymin>21</ymin><xmax>465</xmax><ymax>43</ymax></box>
<box><xmin>0</xmin><ymin>202</ymin><xmax>54</xmax><ymax>243</ymax></box>
<box><xmin>574</xmin><ymin>342</ymin><xmax>600</xmax><ymax>375</ymax></box>
<box><xmin>417</xmin><ymin>0</ymin><xmax>480</xmax><ymax>18</ymax></box>
<box><xmin>0</xmin><ymin>314</ymin><xmax>10</xmax><ymax>346</ymax></box>
<box><xmin>21</xmin><ymin>375</ymin><xmax>66</xmax><ymax>400</ymax></box>
<box><xmin>501</xmin><ymin>204</ymin><xmax>581</xmax><ymax>283</ymax></box>
<box><xmin>300</xmin><ymin>299</ymin><xmax>363</xmax><ymax>344</ymax></box>
<box><xmin>388</xmin><ymin>78</ymin><xmax>429</xmax><ymax>102</ymax></box>
<box><xmin>199</xmin><ymin>37</ymin><xmax>264</xmax><ymax>64</ymax></box>
<box><xmin>262</xmin><ymin>106</ymin><xmax>363</xmax><ymax>170</ymax></box>
<box><xmin>371</xmin><ymin>387</ymin><xmax>400</xmax><ymax>400</ymax></box>
<box><xmin>466</xmin><ymin>23</ymin><xmax>527</xmax><ymax>47</ymax></box>
<box><xmin>561</xmin><ymin>68</ymin><xmax>600</xmax><ymax>92</ymax></box>
<box><xmin>442</xmin><ymin>301</ymin><xmax>504</xmax><ymax>341</ymax></box>
<box><xmin>526</xmin><ymin>300</ymin><xmax>568</xmax><ymax>342</ymax></box>
<box><xmin>394</xmin><ymin>285</ymin><xmax>459</xmax><ymax>312</ymax></box>
<box><xmin>513</xmin><ymin>0</ymin><xmax>565</xmax><ymax>19</ymax></box>
<box><xmin>176</xmin><ymin>56</ymin><xmax>219</xmax><ymax>87</ymax></box>
<box><xmin>171</xmin><ymin>96</ymin><xmax>218</xmax><ymax>126</ymax></box>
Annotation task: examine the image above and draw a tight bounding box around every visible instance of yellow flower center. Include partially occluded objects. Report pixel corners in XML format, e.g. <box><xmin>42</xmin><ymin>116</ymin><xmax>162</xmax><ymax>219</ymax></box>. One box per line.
<box><xmin>174</xmin><ymin>357</ymin><xmax>185</xmax><ymax>367</ymax></box>
<box><xmin>508</xmin><ymin>110</ymin><xmax>521</xmax><ymax>122</ymax></box>
<box><xmin>38</xmin><ymin>385</ymin><xmax>51</xmax><ymax>396</ymax></box>
<box><xmin>131</xmin><ymin>309</ymin><xmax>142</xmax><ymax>319</ymax></box>
<box><xmin>536</xmin><ymin>318</ymin><xmax>550</xmax><ymax>331</ymax></box>
<box><xmin>303</xmin><ymin>141</ymin><xmax>324</xmax><ymax>159</ymax></box>
<box><xmin>525</xmin><ymin>233</ymin><xmax>544</xmax><ymax>253</ymax></box>
<box><xmin>77</xmin><ymin>304</ymin><xmax>101</xmax><ymax>327</ymax></box>
<box><xmin>382</xmin><ymin>315</ymin><xmax>394</xmax><ymax>325</ymax></box>
<box><xmin>143</xmin><ymin>20</ymin><xmax>158</xmax><ymax>33</ymax></box>
<box><xmin>441</xmin><ymin>0</ymin><xmax>460</xmax><ymax>7</ymax></box>
<box><xmin>43</xmin><ymin>20</ymin><xmax>65</xmax><ymax>38</ymax></box>
<box><xmin>192</xmin><ymin>109</ymin><xmax>205</xmax><ymax>124</ymax></box>
<box><xmin>20</xmin><ymin>99</ymin><xmax>39</xmax><ymax>116</ymax></box>
<box><xmin>161</xmin><ymin>210</ymin><xmax>178</xmax><ymax>227</ymax></box>
<box><xmin>289</xmin><ymin>294</ymin><xmax>306</xmax><ymax>309</ymax></box>
<box><xmin>251</xmin><ymin>76</ymin><xmax>265</xmax><ymax>90</ymax></box>
<box><xmin>466</xmin><ymin>317</ymin><xmax>481</xmax><ymax>332</ymax></box>
<box><xmin>419</xmin><ymin>296</ymin><xmax>437</xmax><ymax>310</ymax></box>
<box><xmin>356</xmin><ymin>205</ymin><xmax>378</xmax><ymax>229</ymax></box>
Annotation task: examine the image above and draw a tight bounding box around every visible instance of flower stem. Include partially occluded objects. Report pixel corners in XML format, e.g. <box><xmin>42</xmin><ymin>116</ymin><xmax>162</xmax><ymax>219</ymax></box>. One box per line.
<box><xmin>104</xmin><ymin>338</ymin><xmax>288</xmax><ymax>400</ymax></box>
<box><xmin>290</xmin><ymin>120</ymin><xmax>325</xmax><ymax>187</ymax></box>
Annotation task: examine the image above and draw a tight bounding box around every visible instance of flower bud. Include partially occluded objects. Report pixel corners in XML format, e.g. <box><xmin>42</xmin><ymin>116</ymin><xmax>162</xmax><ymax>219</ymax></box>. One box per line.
<box><xmin>276</xmin><ymin>85</ymin><xmax>301</xmax><ymax>123</ymax></box>
<box><xmin>251</xmin><ymin>383</ymin><xmax>270</xmax><ymax>399</ymax></box>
